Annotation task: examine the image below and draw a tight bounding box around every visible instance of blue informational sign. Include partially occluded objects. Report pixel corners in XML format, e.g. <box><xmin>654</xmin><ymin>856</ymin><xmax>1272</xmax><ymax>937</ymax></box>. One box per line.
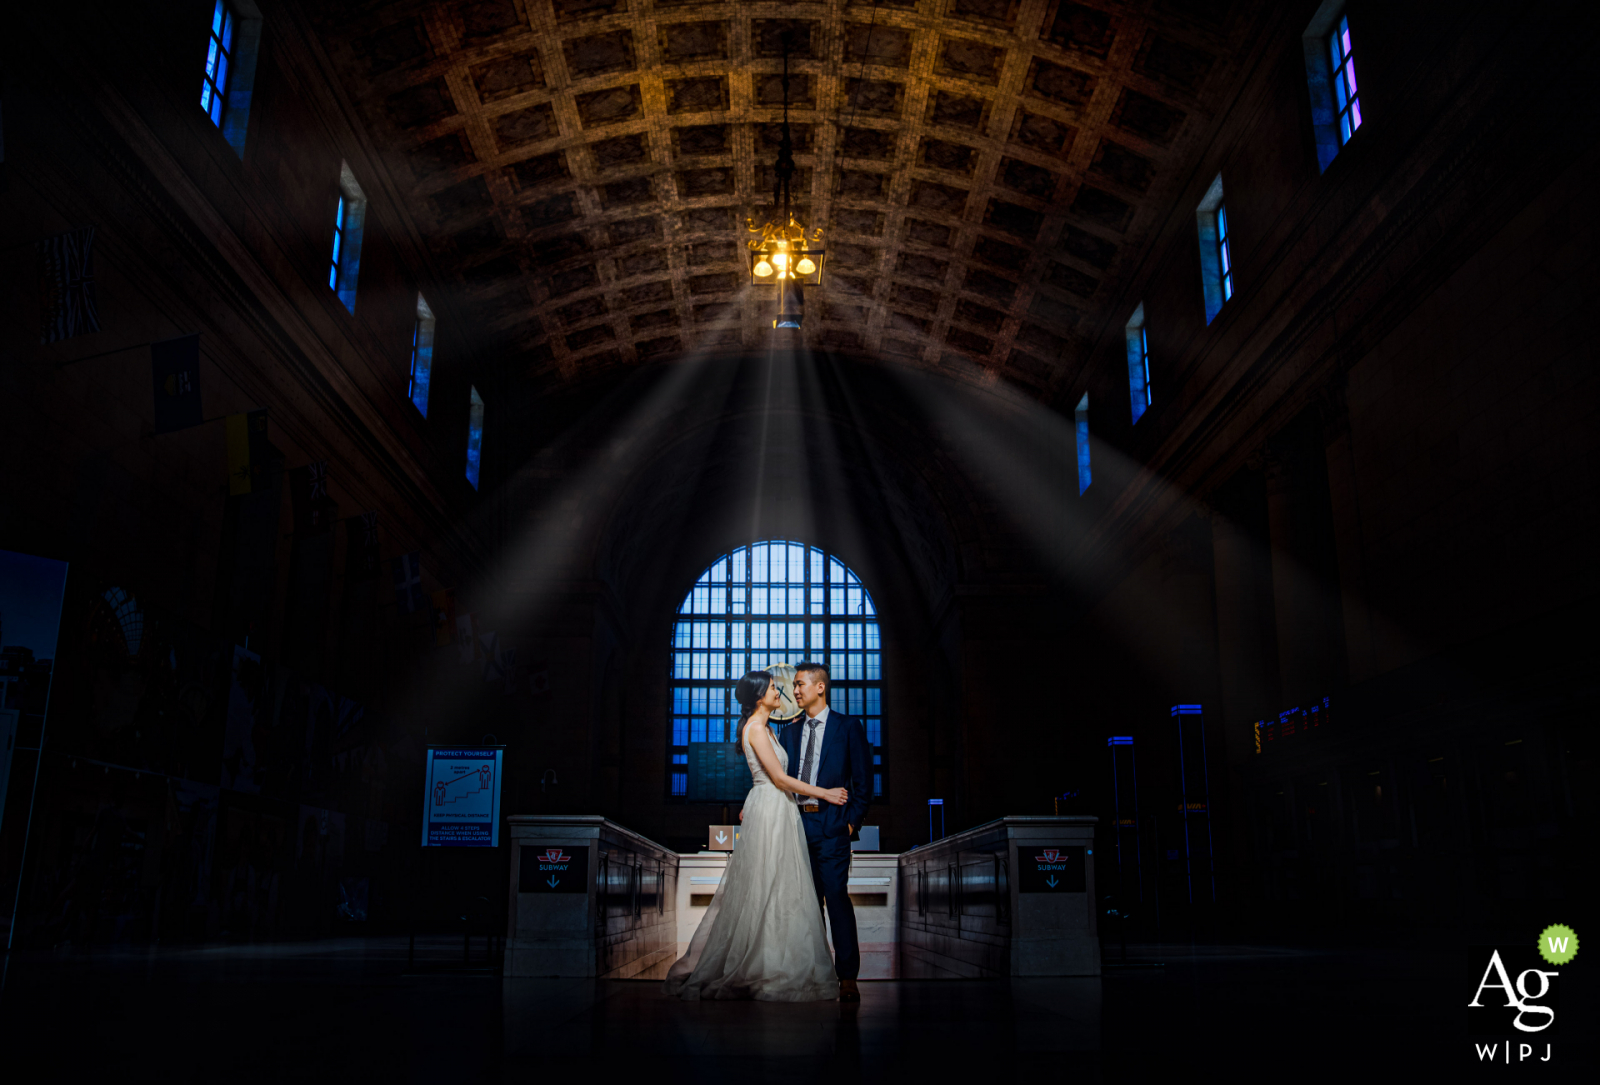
<box><xmin>421</xmin><ymin>746</ymin><xmax>505</xmax><ymax>847</ymax></box>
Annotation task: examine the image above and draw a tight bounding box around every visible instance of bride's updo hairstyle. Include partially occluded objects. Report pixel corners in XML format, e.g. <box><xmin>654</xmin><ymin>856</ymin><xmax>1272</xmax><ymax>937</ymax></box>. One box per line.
<box><xmin>732</xmin><ymin>670</ymin><xmax>773</xmax><ymax>744</ymax></box>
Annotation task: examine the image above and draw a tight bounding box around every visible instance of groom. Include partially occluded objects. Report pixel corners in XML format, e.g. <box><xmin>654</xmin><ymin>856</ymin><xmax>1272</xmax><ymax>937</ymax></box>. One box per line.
<box><xmin>784</xmin><ymin>661</ymin><xmax>871</xmax><ymax>1002</ymax></box>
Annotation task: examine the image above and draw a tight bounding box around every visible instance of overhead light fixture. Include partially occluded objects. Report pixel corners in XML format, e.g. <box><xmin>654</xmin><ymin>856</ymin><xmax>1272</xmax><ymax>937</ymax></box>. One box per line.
<box><xmin>747</xmin><ymin>32</ymin><xmax>823</xmax><ymax>331</ymax></box>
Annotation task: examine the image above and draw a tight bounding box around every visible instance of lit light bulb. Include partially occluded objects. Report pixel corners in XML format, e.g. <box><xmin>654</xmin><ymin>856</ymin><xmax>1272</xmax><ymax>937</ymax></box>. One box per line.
<box><xmin>772</xmin><ymin>251</ymin><xmax>789</xmax><ymax>269</ymax></box>
<box><xmin>754</xmin><ymin>259</ymin><xmax>774</xmax><ymax>278</ymax></box>
<box><xmin>796</xmin><ymin>257</ymin><xmax>816</xmax><ymax>276</ymax></box>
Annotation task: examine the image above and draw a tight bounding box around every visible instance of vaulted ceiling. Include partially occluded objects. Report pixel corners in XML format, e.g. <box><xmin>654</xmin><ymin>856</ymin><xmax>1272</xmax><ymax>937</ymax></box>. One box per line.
<box><xmin>313</xmin><ymin>0</ymin><xmax>1268</xmax><ymax>400</ymax></box>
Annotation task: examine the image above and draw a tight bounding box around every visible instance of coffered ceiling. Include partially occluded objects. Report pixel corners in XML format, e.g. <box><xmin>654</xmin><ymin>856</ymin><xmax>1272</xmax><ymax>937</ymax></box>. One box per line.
<box><xmin>312</xmin><ymin>0</ymin><xmax>1268</xmax><ymax>399</ymax></box>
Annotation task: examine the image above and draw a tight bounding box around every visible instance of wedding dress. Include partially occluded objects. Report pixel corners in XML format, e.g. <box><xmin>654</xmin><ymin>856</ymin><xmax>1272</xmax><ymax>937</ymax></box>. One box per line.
<box><xmin>664</xmin><ymin>724</ymin><xmax>839</xmax><ymax>1001</ymax></box>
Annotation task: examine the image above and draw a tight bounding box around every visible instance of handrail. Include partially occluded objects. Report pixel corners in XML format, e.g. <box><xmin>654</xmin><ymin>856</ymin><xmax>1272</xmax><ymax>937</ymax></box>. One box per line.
<box><xmin>902</xmin><ymin>815</ymin><xmax>1099</xmax><ymax>856</ymax></box>
<box><xmin>506</xmin><ymin>814</ymin><xmax>678</xmax><ymax>859</ymax></box>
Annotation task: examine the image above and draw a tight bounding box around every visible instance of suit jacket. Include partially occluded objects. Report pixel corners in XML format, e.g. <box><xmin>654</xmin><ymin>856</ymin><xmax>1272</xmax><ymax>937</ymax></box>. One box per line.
<box><xmin>781</xmin><ymin>709</ymin><xmax>871</xmax><ymax>840</ymax></box>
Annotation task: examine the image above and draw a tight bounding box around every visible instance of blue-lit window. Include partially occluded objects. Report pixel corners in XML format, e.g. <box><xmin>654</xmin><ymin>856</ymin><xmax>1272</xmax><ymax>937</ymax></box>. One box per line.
<box><xmin>1329</xmin><ymin>16</ymin><xmax>1361</xmax><ymax>145</ymax></box>
<box><xmin>329</xmin><ymin>197</ymin><xmax>345</xmax><ymax>289</ymax></box>
<box><xmin>1125</xmin><ymin>303</ymin><xmax>1150</xmax><ymax>424</ymax></box>
<box><xmin>328</xmin><ymin>165</ymin><xmax>368</xmax><ymax>313</ymax></box>
<box><xmin>1303</xmin><ymin>5</ymin><xmax>1362</xmax><ymax>172</ymax></box>
<box><xmin>199</xmin><ymin>2</ymin><xmax>235</xmax><ymax>129</ymax></box>
<box><xmin>409</xmin><ymin>294</ymin><xmax>435</xmax><ymax>417</ymax></box>
<box><xmin>465</xmin><ymin>386</ymin><xmax>484</xmax><ymax>489</ymax></box>
<box><xmin>1074</xmin><ymin>393</ymin><xmax>1091</xmax><ymax>494</ymax></box>
<box><xmin>198</xmin><ymin>1</ymin><xmax>260</xmax><ymax>158</ymax></box>
<box><xmin>1196</xmin><ymin>174</ymin><xmax>1231</xmax><ymax>323</ymax></box>
<box><xmin>668</xmin><ymin>541</ymin><xmax>885</xmax><ymax>800</ymax></box>
<box><xmin>1217</xmin><ymin>204</ymin><xmax>1234</xmax><ymax>302</ymax></box>
<box><xmin>330</xmin><ymin>197</ymin><xmax>346</xmax><ymax>291</ymax></box>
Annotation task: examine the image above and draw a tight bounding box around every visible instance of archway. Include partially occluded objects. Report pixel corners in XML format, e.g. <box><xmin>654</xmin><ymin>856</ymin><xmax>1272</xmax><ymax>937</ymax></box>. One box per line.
<box><xmin>668</xmin><ymin>540</ymin><xmax>884</xmax><ymax>801</ymax></box>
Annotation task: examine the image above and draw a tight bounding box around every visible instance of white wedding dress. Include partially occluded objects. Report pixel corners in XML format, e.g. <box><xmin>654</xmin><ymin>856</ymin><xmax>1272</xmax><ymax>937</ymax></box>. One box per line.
<box><xmin>664</xmin><ymin>724</ymin><xmax>839</xmax><ymax>1001</ymax></box>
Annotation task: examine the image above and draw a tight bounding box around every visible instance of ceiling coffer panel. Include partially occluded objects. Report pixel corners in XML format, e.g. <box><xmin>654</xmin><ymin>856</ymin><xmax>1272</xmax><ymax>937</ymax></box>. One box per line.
<box><xmin>315</xmin><ymin>0</ymin><xmax>1266</xmax><ymax>396</ymax></box>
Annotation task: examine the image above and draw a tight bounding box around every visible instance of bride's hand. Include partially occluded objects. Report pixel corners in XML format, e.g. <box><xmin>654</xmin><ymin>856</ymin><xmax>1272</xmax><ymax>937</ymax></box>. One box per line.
<box><xmin>821</xmin><ymin>787</ymin><xmax>848</xmax><ymax>806</ymax></box>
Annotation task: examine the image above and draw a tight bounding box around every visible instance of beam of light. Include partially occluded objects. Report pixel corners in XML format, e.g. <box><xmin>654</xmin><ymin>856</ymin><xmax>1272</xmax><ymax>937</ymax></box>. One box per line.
<box><xmin>389</xmin><ymin>311</ymin><xmax>1424</xmax><ymax>761</ymax></box>
<box><xmin>389</xmin><ymin>285</ymin><xmax>763</xmax><ymax>733</ymax></box>
<box><xmin>782</xmin><ymin>347</ymin><xmax>943</xmax><ymax>625</ymax></box>
<box><xmin>869</xmin><ymin>351</ymin><xmax>1424</xmax><ymax>704</ymax></box>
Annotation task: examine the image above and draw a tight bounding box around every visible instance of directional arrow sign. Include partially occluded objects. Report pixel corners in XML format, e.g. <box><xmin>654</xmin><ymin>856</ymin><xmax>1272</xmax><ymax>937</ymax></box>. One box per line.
<box><xmin>715</xmin><ymin>832</ymin><xmax>728</xmax><ymax>843</ymax></box>
<box><xmin>519</xmin><ymin>844</ymin><xmax>588</xmax><ymax>892</ymax></box>
<box><xmin>1017</xmin><ymin>844</ymin><xmax>1086</xmax><ymax>893</ymax></box>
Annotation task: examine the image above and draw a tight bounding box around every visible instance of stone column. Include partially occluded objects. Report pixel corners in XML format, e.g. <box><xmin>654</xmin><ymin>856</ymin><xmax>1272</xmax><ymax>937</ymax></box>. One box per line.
<box><xmin>1208</xmin><ymin>469</ymin><xmax>1277</xmax><ymax>908</ymax></box>
<box><xmin>1265</xmin><ymin>442</ymin><xmax>1334</xmax><ymax>708</ymax></box>
<box><xmin>1210</xmin><ymin>507</ymin><xmax>1275</xmax><ymax>756</ymax></box>
<box><xmin>1317</xmin><ymin>377</ymin><xmax>1377</xmax><ymax>684</ymax></box>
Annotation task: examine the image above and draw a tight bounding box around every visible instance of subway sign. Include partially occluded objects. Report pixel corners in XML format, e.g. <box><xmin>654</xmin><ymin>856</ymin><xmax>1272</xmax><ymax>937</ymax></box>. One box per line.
<box><xmin>519</xmin><ymin>845</ymin><xmax>589</xmax><ymax>893</ymax></box>
<box><xmin>1017</xmin><ymin>845</ymin><xmax>1087</xmax><ymax>893</ymax></box>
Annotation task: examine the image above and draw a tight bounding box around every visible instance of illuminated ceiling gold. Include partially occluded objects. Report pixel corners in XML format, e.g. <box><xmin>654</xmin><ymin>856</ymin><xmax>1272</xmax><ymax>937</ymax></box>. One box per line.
<box><xmin>315</xmin><ymin>0</ymin><xmax>1266</xmax><ymax>397</ymax></box>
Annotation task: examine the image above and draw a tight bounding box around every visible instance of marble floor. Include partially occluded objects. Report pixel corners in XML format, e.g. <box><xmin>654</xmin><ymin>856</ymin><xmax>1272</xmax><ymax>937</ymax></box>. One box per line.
<box><xmin>0</xmin><ymin>938</ymin><xmax>1590</xmax><ymax>1083</ymax></box>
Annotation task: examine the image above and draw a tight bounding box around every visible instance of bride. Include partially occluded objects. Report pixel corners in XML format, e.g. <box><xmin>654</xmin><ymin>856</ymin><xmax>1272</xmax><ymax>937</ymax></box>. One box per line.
<box><xmin>664</xmin><ymin>669</ymin><xmax>847</xmax><ymax>1001</ymax></box>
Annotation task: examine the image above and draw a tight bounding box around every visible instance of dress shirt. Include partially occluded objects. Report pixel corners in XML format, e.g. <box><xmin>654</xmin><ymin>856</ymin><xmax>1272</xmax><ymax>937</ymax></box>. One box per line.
<box><xmin>794</xmin><ymin>704</ymin><xmax>830</xmax><ymax>802</ymax></box>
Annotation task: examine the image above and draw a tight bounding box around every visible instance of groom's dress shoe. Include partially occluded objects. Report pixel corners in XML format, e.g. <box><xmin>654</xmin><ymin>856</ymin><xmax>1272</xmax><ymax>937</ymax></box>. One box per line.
<box><xmin>839</xmin><ymin>980</ymin><xmax>860</xmax><ymax>1002</ymax></box>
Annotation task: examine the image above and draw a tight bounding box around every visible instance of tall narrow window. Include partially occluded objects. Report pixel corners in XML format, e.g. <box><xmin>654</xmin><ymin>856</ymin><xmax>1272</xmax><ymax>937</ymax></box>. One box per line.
<box><xmin>1196</xmin><ymin>174</ymin><xmax>1232</xmax><ymax>324</ymax></box>
<box><xmin>1329</xmin><ymin>15</ymin><xmax>1361</xmax><ymax>145</ymax></box>
<box><xmin>199</xmin><ymin>2</ymin><xmax>235</xmax><ymax>129</ymax></box>
<box><xmin>1217</xmin><ymin>204</ymin><xmax>1234</xmax><ymax>302</ymax></box>
<box><xmin>1075</xmin><ymin>393</ymin><xmax>1091</xmax><ymax>494</ymax></box>
<box><xmin>409</xmin><ymin>294</ymin><xmax>435</xmax><ymax>417</ymax></box>
<box><xmin>328</xmin><ymin>163</ymin><xmax>368</xmax><ymax>313</ymax></box>
<box><xmin>329</xmin><ymin>195</ymin><xmax>347</xmax><ymax>290</ymax></box>
<box><xmin>197</xmin><ymin>1</ymin><xmax>261</xmax><ymax>158</ymax></box>
<box><xmin>1303</xmin><ymin>4</ymin><xmax>1362</xmax><ymax>172</ymax></box>
<box><xmin>465</xmin><ymin>386</ymin><xmax>484</xmax><ymax>490</ymax></box>
<box><xmin>1125</xmin><ymin>303</ymin><xmax>1151</xmax><ymax>425</ymax></box>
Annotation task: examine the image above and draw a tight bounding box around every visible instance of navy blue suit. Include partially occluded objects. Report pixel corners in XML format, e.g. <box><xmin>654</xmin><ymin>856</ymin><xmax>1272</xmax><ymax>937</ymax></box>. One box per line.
<box><xmin>780</xmin><ymin>708</ymin><xmax>871</xmax><ymax>980</ymax></box>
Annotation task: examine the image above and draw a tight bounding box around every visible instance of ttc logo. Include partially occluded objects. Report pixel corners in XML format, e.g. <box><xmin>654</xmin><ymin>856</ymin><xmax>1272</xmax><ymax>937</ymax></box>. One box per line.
<box><xmin>1035</xmin><ymin>849</ymin><xmax>1068</xmax><ymax>865</ymax></box>
<box><xmin>520</xmin><ymin>844</ymin><xmax>586</xmax><ymax>893</ymax></box>
<box><xmin>536</xmin><ymin>849</ymin><xmax>573</xmax><ymax>890</ymax></box>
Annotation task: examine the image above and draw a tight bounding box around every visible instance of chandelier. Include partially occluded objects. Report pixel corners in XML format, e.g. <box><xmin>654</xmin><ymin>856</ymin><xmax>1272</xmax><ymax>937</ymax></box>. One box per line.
<box><xmin>747</xmin><ymin>33</ymin><xmax>823</xmax><ymax>330</ymax></box>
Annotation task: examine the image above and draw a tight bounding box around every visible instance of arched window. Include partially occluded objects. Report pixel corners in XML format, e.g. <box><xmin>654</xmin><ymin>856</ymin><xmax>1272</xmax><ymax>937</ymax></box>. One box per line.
<box><xmin>668</xmin><ymin>541</ymin><xmax>884</xmax><ymax>801</ymax></box>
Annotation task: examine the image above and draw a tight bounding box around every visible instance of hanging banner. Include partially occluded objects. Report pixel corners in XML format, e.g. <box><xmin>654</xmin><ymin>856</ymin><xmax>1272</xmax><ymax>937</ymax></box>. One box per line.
<box><xmin>420</xmin><ymin>745</ymin><xmax>504</xmax><ymax>847</ymax></box>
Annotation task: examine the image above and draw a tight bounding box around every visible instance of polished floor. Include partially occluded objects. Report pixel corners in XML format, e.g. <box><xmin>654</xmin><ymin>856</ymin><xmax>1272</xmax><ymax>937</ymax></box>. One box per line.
<box><xmin>0</xmin><ymin>937</ymin><xmax>1590</xmax><ymax>1082</ymax></box>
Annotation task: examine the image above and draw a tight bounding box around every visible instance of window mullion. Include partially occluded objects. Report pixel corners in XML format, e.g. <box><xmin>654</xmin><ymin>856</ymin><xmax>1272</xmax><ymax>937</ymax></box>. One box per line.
<box><xmin>670</xmin><ymin>542</ymin><xmax>884</xmax><ymax>801</ymax></box>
